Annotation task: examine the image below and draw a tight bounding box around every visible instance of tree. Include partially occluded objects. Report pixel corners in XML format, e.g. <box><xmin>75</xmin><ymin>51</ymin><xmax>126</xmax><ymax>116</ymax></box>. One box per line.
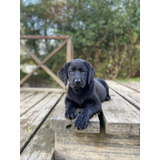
<box><xmin>20</xmin><ymin>0</ymin><xmax>140</xmax><ymax>81</ymax></box>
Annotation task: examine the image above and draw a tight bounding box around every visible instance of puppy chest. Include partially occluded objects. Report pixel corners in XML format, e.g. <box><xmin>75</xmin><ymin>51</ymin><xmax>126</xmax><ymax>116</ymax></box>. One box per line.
<box><xmin>72</xmin><ymin>95</ymin><xmax>86</xmax><ymax>107</ymax></box>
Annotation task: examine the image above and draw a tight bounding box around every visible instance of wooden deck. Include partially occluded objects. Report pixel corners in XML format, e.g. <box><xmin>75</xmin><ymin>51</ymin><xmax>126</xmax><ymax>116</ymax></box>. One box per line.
<box><xmin>20</xmin><ymin>80</ymin><xmax>140</xmax><ymax>160</ymax></box>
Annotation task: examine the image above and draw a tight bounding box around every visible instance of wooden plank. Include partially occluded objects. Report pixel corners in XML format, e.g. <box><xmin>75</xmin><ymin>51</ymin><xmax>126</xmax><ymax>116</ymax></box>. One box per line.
<box><xmin>20</xmin><ymin>35</ymin><xmax>70</xmax><ymax>40</ymax></box>
<box><xmin>20</xmin><ymin>92</ymin><xmax>48</xmax><ymax>116</ymax></box>
<box><xmin>51</xmin><ymin>94</ymin><xmax>100</xmax><ymax>133</ymax></box>
<box><xmin>54</xmin><ymin>127</ymin><xmax>139</xmax><ymax>160</ymax></box>
<box><xmin>102</xmin><ymin>89</ymin><xmax>140</xmax><ymax>135</ymax></box>
<box><xmin>71</xmin><ymin>40</ymin><xmax>74</xmax><ymax>60</ymax></box>
<box><xmin>66</xmin><ymin>38</ymin><xmax>72</xmax><ymax>62</ymax></box>
<box><xmin>107</xmin><ymin>80</ymin><xmax>140</xmax><ymax>109</ymax></box>
<box><xmin>117</xmin><ymin>81</ymin><xmax>140</xmax><ymax>92</ymax></box>
<box><xmin>20</xmin><ymin>93</ymin><xmax>62</xmax><ymax>151</ymax></box>
<box><xmin>20</xmin><ymin>92</ymin><xmax>35</xmax><ymax>102</ymax></box>
<box><xmin>20</xmin><ymin>94</ymin><xmax>63</xmax><ymax>160</ymax></box>
<box><xmin>20</xmin><ymin>88</ymin><xmax>66</xmax><ymax>93</ymax></box>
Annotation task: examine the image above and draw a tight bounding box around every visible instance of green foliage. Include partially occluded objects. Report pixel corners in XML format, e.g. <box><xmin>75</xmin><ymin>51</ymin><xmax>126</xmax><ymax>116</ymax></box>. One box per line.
<box><xmin>117</xmin><ymin>77</ymin><xmax>140</xmax><ymax>82</ymax></box>
<box><xmin>20</xmin><ymin>0</ymin><xmax>140</xmax><ymax>83</ymax></box>
<box><xmin>20</xmin><ymin>69</ymin><xmax>27</xmax><ymax>80</ymax></box>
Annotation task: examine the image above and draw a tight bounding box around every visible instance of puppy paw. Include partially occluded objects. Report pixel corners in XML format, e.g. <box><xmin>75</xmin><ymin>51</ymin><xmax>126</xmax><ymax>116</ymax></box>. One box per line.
<box><xmin>65</xmin><ymin>108</ymin><xmax>77</xmax><ymax>120</ymax></box>
<box><xmin>75</xmin><ymin>114</ymin><xmax>89</xmax><ymax>130</ymax></box>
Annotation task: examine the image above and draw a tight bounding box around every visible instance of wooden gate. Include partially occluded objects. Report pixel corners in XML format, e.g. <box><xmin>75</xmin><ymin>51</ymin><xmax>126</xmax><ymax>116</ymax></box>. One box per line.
<box><xmin>20</xmin><ymin>35</ymin><xmax>74</xmax><ymax>92</ymax></box>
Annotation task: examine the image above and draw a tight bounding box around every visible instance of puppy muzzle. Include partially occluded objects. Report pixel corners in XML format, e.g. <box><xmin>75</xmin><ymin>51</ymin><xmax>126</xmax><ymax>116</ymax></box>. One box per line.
<box><xmin>74</xmin><ymin>78</ymin><xmax>82</xmax><ymax>85</ymax></box>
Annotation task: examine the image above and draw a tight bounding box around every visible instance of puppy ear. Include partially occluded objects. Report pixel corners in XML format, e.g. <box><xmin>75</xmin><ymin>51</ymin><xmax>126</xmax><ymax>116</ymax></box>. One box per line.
<box><xmin>84</xmin><ymin>61</ymin><xmax>95</xmax><ymax>84</ymax></box>
<box><xmin>59</xmin><ymin>62</ymin><xmax>70</xmax><ymax>86</ymax></box>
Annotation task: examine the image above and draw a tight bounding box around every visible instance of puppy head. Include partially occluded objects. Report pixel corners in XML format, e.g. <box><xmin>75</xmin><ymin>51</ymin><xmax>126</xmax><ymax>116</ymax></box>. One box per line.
<box><xmin>59</xmin><ymin>59</ymin><xmax>95</xmax><ymax>89</ymax></box>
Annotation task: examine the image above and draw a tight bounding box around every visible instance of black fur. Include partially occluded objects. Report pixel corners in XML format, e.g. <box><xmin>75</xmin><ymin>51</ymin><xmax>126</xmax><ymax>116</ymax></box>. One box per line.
<box><xmin>59</xmin><ymin>59</ymin><xmax>110</xmax><ymax>130</ymax></box>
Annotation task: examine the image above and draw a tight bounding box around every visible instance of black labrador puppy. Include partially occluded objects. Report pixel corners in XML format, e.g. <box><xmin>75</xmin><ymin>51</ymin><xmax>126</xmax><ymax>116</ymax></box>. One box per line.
<box><xmin>59</xmin><ymin>59</ymin><xmax>110</xmax><ymax>130</ymax></box>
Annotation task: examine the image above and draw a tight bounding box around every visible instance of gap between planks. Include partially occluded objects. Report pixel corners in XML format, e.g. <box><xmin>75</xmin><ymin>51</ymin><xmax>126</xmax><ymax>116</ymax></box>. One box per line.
<box><xmin>20</xmin><ymin>87</ymin><xmax>67</xmax><ymax>93</ymax></box>
<box><xmin>106</xmin><ymin>80</ymin><xmax>140</xmax><ymax>110</ymax></box>
<box><xmin>116</xmin><ymin>81</ymin><xmax>140</xmax><ymax>93</ymax></box>
<box><xmin>20</xmin><ymin>93</ymin><xmax>64</xmax><ymax>154</ymax></box>
<box><xmin>20</xmin><ymin>94</ymin><xmax>63</xmax><ymax>159</ymax></box>
<box><xmin>102</xmin><ymin>89</ymin><xmax>140</xmax><ymax>136</ymax></box>
<box><xmin>20</xmin><ymin>92</ymin><xmax>50</xmax><ymax>116</ymax></box>
<box><xmin>20</xmin><ymin>92</ymin><xmax>35</xmax><ymax>102</ymax></box>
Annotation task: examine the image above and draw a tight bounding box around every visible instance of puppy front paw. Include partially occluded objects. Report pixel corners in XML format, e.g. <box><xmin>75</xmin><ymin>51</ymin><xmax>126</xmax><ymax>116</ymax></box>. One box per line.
<box><xmin>65</xmin><ymin>108</ymin><xmax>77</xmax><ymax>120</ymax></box>
<box><xmin>75</xmin><ymin>114</ymin><xmax>89</xmax><ymax>130</ymax></box>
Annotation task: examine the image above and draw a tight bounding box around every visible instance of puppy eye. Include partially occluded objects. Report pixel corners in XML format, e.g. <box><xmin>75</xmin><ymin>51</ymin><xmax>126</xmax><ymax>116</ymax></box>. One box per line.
<box><xmin>69</xmin><ymin>70</ymin><xmax>74</xmax><ymax>74</ymax></box>
<box><xmin>81</xmin><ymin>70</ymin><xmax>85</xmax><ymax>73</ymax></box>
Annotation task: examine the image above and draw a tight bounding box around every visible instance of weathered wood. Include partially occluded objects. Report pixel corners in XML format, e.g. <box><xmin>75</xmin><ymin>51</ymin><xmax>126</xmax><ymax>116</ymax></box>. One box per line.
<box><xmin>71</xmin><ymin>40</ymin><xmax>74</xmax><ymax>60</ymax></box>
<box><xmin>102</xmin><ymin>89</ymin><xmax>140</xmax><ymax>135</ymax></box>
<box><xmin>20</xmin><ymin>42</ymin><xmax>66</xmax><ymax>89</ymax></box>
<box><xmin>19</xmin><ymin>80</ymin><xmax>140</xmax><ymax>160</ymax></box>
<box><xmin>107</xmin><ymin>80</ymin><xmax>140</xmax><ymax>109</ymax></box>
<box><xmin>20</xmin><ymin>87</ymin><xmax>66</xmax><ymax>93</ymax></box>
<box><xmin>54</xmin><ymin>127</ymin><xmax>140</xmax><ymax>160</ymax></box>
<box><xmin>20</xmin><ymin>40</ymin><xmax>67</xmax><ymax>85</ymax></box>
<box><xmin>20</xmin><ymin>67</ymin><xmax>39</xmax><ymax>85</ymax></box>
<box><xmin>20</xmin><ymin>93</ymin><xmax>63</xmax><ymax>160</ymax></box>
<box><xmin>41</xmin><ymin>40</ymin><xmax>67</xmax><ymax>64</ymax></box>
<box><xmin>20</xmin><ymin>92</ymin><xmax>48</xmax><ymax>116</ymax></box>
<box><xmin>21</xmin><ymin>124</ymin><xmax>55</xmax><ymax>160</ymax></box>
<box><xmin>117</xmin><ymin>81</ymin><xmax>140</xmax><ymax>92</ymax></box>
<box><xmin>52</xmin><ymin>87</ymin><xmax>140</xmax><ymax>159</ymax></box>
<box><xmin>20</xmin><ymin>92</ymin><xmax>35</xmax><ymax>102</ymax></box>
<box><xmin>40</xmin><ymin>65</ymin><xmax>66</xmax><ymax>89</ymax></box>
<box><xmin>20</xmin><ymin>35</ymin><xmax>69</xmax><ymax>40</ymax></box>
<box><xmin>20</xmin><ymin>93</ymin><xmax>62</xmax><ymax>151</ymax></box>
<box><xmin>66</xmin><ymin>38</ymin><xmax>73</xmax><ymax>62</ymax></box>
<box><xmin>51</xmin><ymin>94</ymin><xmax>100</xmax><ymax>133</ymax></box>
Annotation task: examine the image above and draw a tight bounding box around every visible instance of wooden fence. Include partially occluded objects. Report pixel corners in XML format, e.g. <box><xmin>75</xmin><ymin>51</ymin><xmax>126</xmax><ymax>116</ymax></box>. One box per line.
<box><xmin>20</xmin><ymin>35</ymin><xmax>74</xmax><ymax>92</ymax></box>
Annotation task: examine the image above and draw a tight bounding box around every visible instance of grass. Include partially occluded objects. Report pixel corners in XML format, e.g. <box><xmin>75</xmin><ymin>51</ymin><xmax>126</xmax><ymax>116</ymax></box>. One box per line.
<box><xmin>116</xmin><ymin>77</ymin><xmax>140</xmax><ymax>82</ymax></box>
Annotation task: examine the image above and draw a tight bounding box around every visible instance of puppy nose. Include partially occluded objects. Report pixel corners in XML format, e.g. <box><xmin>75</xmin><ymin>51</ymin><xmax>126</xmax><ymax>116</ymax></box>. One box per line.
<box><xmin>74</xmin><ymin>78</ymin><xmax>81</xmax><ymax>84</ymax></box>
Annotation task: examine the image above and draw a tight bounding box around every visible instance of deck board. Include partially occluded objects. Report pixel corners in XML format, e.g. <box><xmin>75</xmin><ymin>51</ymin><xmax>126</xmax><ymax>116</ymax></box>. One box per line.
<box><xmin>102</xmin><ymin>89</ymin><xmax>140</xmax><ymax>135</ymax></box>
<box><xmin>20</xmin><ymin>81</ymin><xmax>140</xmax><ymax>159</ymax></box>
<box><xmin>20</xmin><ymin>92</ymin><xmax>62</xmax><ymax>152</ymax></box>
<box><xmin>54</xmin><ymin>128</ymin><xmax>140</xmax><ymax>160</ymax></box>
<box><xmin>20</xmin><ymin>94</ymin><xmax>63</xmax><ymax>160</ymax></box>
<box><xmin>20</xmin><ymin>92</ymin><xmax>48</xmax><ymax>116</ymax></box>
<box><xmin>20</xmin><ymin>92</ymin><xmax>35</xmax><ymax>102</ymax></box>
<box><xmin>117</xmin><ymin>81</ymin><xmax>140</xmax><ymax>92</ymax></box>
<box><xmin>107</xmin><ymin>80</ymin><xmax>140</xmax><ymax>109</ymax></box>
<box><xmin>51</xmin><ymin>94</ymin><xmax>100</xmax><ymax>133</ymax></box>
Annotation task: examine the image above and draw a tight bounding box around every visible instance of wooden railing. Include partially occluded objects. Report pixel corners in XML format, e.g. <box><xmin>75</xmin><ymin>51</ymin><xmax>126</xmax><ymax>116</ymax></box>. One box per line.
<box><xmin>20</xmin><ymin>35</ymin><xmax>74</xmax><ymax>92</ymax></box>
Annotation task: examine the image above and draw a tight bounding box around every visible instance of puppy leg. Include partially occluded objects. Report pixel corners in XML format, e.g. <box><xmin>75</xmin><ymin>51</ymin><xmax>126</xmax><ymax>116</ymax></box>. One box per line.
<box><xmin>101</xmin><ymin>80</ymin><xmax>111</xmax><ymax>101</ymax></box>
<box><xmin>96</xmin><ymin>78</ymin><xmax>111</xmax><ymax>101</ymax></box>
<box><xmin>75</xmin><ymin>102</ymin><xmax>101</xmax><ymax>130</ymax></box>
<box><xmin>105</xmin><ymin>85</ymin><xmax>111</xmax><ymax>101</ymax></box>
<box><xmin>65</xmin><ymin>98</ymin><xmax>78</xmax><ymax>120</ymax></box>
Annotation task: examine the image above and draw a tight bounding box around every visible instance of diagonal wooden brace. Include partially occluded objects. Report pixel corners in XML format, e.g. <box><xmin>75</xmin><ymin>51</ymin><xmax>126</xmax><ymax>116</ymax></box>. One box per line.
<box><xmin>20</xmin><ymin>41</ymin><xmax>67</xmax><ymax>89</ymax></box>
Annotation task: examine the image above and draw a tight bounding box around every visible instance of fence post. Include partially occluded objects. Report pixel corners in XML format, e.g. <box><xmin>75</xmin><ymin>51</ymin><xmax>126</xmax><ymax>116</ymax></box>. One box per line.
<box><xmin>66</xmin><ymin>38</ymin><xmax>73</xmax><ymax>62</ymax></box>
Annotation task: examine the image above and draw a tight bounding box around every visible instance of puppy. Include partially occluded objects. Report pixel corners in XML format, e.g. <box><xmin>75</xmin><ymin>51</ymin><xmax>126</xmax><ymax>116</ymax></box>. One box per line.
<box><xmin>59</xmin><ymin>59</ymin><xmax>110</xmax><ymax>130</ymax></box>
